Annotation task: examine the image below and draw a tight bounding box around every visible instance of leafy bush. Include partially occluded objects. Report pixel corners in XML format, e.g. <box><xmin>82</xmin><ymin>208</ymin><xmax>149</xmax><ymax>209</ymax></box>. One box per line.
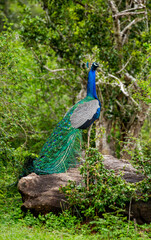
<box><xmin>88</xmin><ymin>213</ymin><xmax>151</xmax><ymax>239</ymax></box>
<box><xmin>61</xmin><ymin>148</ymin><xmax>136</xmax><ymax>219</ymax></box>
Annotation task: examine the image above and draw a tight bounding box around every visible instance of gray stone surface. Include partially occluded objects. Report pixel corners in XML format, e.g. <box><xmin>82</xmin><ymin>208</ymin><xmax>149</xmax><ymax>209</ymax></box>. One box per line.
<box><xmin>103</xmin><ymin>155</ymin><xmax>144</xmax><ymax>183</ymax></box>
<box><xmin>18</xmin><ymin>168</ymin><xmax>81</xmax><ymax>215</ymax></box>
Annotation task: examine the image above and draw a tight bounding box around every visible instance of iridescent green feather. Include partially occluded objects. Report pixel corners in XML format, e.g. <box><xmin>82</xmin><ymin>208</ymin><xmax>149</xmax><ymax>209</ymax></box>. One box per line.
<box><xmin>31</xmin><ymin>96</ymin><xmax>94</xmax><ymax>174</ymax></box>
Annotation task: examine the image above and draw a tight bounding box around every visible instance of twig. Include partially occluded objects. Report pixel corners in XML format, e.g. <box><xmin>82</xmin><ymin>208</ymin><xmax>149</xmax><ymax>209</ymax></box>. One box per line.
<box><xmin>108</xmin><ymin>73</ymin><xmax>129</xmax><ymax>97</ymax></box>
<box><xmin>115</xmin><ymin>100</ymin><xmax>125</xmax><ymax>111</ymax></box>
<box><xmin>98</xmin><ymin>67</ymin><xmax>141</xmax><ymax>108</ymax></box>
<box><xmin>127</xmin><ymin>197</ymin><xmax>132</xmax><ymax>234</ymax></box>
<box><xmin>43</xmin><ymin>65</ymin><xmax>74</xmax><ymax>72</ymax></box>
<box><xmin>118</xmin><ymin>6</ymin><xmax>145</xmax><ymax>13</ymax></box>
<box><xmin>121</xmin><ymin>17</ymin><xmax>146</xmax><ymax>37</ymax></box>
<box><xmin>16</xmin><ymin>122</ymin><xmax>28</xmax><ymax>147</ymax></box>
<box><xmin>97</xmin><ymin>74</ymin><xmax>139</xmax><ymax>107</ymax></box>
<box><xmin>87</xmin><ymin>165</ymin><xmax>89</xmax><ymax>191</ymax></box>
<box><xmin>117</xmin><ymin>0</ymin><xmax>122</xmax><ymax>7</ymax></box>
<box><xmin>129</xmin><ymin>97</ymin><xmax>139</xmax><ymax>107</ymax></box>
<box><xmin>45</xmin><ymin>8</ymin><xmax>66</xmax><ymax>41</ymax></box>
<box><xmin>97</xmin><ymin>80</ymin><xmax>128</xmax><ymax>97</ymax></box>
<box><xmin>31</xmin><ymin>48</ymin><xmax>73</xmax><ymax>73</ymax></box>
<box><xmin>125</xmin><ymin>72</ymin><xmax>136</xmax><ymax>82</ymax></box>
<box><xmin>134</xmin><ymin>218</ymin><xmax>137</xmax><ymax>232</ymax></box>
<box><xmin>116</xmin><ymin>56</ymin><xmax>132</xmax><ymax>74</ymax></box>
<box><xmin>109</xmin><ymin>0</ymin><xmax>118</xmax><ymax>14</ymax></box>
<box><xmin>113</xmin><ymin>11</ymin><xmax>145</xmax><ymax>17</ymax></box>
<box><xmin>73</xmin><ymin>0</ymin><xmax>86</xmax><ymax>8</ymax></box>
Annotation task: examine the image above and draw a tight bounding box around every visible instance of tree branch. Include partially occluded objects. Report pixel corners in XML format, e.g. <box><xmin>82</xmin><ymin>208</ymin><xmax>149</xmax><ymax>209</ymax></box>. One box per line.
<box><xmin>97</xmin><ymin>78</ymin><xmax>129</xmax><ymax>97</ymax></box>
<box><xmin>118</xmin><ymin>6</ymin><xmax>145</xmax><ymax>14</ymax></box>
<box><xmin>108</xmin><ymin>73</ymin><xmax>129</xmax><ymax>97</ymax></box>
<box><xmin>97</xmin><ymin>69</ymin><xmax>140</xmax><ymax>107</ymax></box>
<box><xmin>43</xmin><ymin>66</ymin><xmax>74</xmax><ymax>72</ymax></box>
<box><xmin>113</xmin><ymin>11</ymin><xmax>145</xmax><ymax>18</ymax></box>
<box><xmin>121</xmin><ymin>17</ymin><xmax>146</xmax><ymax>38</ymax></box>
<box><xmin>45</xmin><ymin>8</ymin><xmax>66</xmax><ymax>41</ymax></box>
<box><xmin>16</xmin><ymin>122</ymin><xmax>28</xmax><ymax>147</ymax></box>
<box><xmin>124</xmin><ymin>72</ymin><xmax>136</xmax><ymax>82</ymax></box>
<box><xmin>31</xmin><ymin>48</ymin><xmax>73</xmax><ymax>73</ymax></box>
<box><xmin>116</xmin><ymin>56</ymin><xmax>133</xmax><ymax>74</ymax></box>
<box><xmin>73</xmin><ymin>0</ymin><xmax>86</xmax><ymax>8</ymax></box>
<box><xmin>109</xmin><ymin>0</ymin><xmax>122</xmax><ymax>64</ymax></box>
<box><xmin>98</xmin><ymin>79</ymin><xmax>139</xmax><ymax>107</ymax></box>
<box><xmin>108</xmin><ymin>0</ymin><xmax>118</xmax><ymax>14</ymax></box>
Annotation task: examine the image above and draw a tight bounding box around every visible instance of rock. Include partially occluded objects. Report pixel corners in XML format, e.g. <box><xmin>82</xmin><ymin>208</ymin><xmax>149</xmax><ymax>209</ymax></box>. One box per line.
<box><xmin>18</xmin><ymin>155</ymin><xmax>150</xmax><ymax>223</ymax></box>
<box><xmin>103</xmin><ymin>155</ymin><xmax>144</xmax><ymax>183</ymax></box>
<box><xmin>130</xmin><ymin>199</ymin><xmax>151</xmax><ymax>224</ymax></box>
<box><xmin>18</xmin><ymin>168</ymin><xmax>81</xmax><ymax>215</ymax></box>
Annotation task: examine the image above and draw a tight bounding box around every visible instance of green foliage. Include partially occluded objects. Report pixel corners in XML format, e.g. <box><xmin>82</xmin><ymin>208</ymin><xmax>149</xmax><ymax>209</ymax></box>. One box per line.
<box><xmin>62</xmin><ymin>148</ymin><xmax>135</xmax><ymax>219</ymax></box>
<box><xmin>0</xmin><ymin>27</ymin><xmax>79</xmax><ymax>180</ymax></box>
<box><xmin>20</xmin><ymin>7</ymin><xmax>48</xmax><ymax>46</ymax></box>
<box><xmin>89</xmin><ymin>213</ymin><xmax>151</xmax><ymax>239</ymax></box>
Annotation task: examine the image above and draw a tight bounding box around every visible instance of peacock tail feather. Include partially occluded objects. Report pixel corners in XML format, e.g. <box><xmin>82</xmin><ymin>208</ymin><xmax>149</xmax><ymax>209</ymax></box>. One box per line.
<box><xmin>31</xmin><ymin>96</ymin><xmax>94</xmax><ymax>174</ymax></box>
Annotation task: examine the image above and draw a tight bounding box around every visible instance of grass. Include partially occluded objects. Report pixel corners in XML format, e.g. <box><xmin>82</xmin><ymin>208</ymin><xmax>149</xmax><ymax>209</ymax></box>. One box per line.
<box><xmin>0</xmin><ymin>193</ymin><xmax>151</xmax><ymax>240</ymax></box>
<box><xmin>0</xmin><ymin>224</ymin><xmax>98</xmax><ymax>240</ymax></box>
<box><xmin>0</xmin><ymin>219</ymin><xmax>151</xmax><ymax>240</ymax></box>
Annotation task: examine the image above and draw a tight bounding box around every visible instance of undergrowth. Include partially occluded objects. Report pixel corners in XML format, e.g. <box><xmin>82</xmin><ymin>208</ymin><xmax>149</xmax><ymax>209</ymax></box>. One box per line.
<box><xmin>0</xmin><ymin>203</ymin><xmax>151</xmax><ymax>240</ymax></box>
<box><xmin>62</xmin><ymin>148</ymin><xmax>137</xmax><ymax>219</ymax></box>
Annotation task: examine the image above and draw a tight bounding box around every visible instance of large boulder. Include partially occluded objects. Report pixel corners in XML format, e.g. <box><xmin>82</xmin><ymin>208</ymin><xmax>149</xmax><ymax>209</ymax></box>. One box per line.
<box><xmin>18</xmin><ymin>155</ymin><xmax>151</xmax><ymax>224</ymax></box>
<box><xmin>18</xmin><ymin>168</ymin><xmax>81</xmax><ymax>215</ymax></box>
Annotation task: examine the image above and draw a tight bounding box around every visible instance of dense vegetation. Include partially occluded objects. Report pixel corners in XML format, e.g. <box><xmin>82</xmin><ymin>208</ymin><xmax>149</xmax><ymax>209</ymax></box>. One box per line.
<box><xmin>0</xmin><ymin>0</ymin><xmax>151</xmax><ymax>239</ymax></box>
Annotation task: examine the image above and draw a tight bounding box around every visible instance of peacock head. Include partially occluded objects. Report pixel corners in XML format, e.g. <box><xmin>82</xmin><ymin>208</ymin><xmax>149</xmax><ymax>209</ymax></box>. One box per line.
<box><xmin>91</xmin><ymin>62</ymin><xmax>99</xmax><ymax>71</ymax></box>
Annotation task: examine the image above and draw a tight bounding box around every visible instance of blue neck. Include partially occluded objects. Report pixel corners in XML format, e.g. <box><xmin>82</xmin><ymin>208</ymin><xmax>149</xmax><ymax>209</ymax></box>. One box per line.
<box><xmin>87</xmin><ymin>68</ymin><xmax>98</xmax><ymax>99</ymax></box>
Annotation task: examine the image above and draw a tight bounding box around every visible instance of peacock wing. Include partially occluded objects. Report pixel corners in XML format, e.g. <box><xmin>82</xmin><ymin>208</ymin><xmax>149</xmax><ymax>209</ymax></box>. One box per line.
<box><xmin>70</xmin><ymin>99</ymin><xmax>100</xmax><ymax>129</ymax></box>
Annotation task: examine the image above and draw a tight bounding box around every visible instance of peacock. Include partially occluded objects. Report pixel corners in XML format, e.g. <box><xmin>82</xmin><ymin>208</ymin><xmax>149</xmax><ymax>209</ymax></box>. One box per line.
<box><xmin>25</xmin><ymin>62</ymin><xmax>101</xmax><ymax>175</ymax></box>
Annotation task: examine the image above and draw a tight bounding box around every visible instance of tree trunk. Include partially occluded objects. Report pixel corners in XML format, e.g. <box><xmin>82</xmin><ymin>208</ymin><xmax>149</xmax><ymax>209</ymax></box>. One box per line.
<box><xmin>95</xmin><ymin>118</ymin><xmax>114</xmax><ymax>155</ymax></box>
<box><xmin>122</xmin><ymin>102</ymin><xmax>150</xmax><ymax>159</ymax></box>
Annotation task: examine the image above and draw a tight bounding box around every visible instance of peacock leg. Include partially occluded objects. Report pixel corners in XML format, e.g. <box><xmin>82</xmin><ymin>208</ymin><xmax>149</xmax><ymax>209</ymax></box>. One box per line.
<box><xmin>87</xmin><ymin>124</ymin><xmax>93</xmax><ymax>191</ymax></box>
<box><xmin>88</xmin><ymin>124</ymin><xmax>93</xmax><ymax>148</ymax></box>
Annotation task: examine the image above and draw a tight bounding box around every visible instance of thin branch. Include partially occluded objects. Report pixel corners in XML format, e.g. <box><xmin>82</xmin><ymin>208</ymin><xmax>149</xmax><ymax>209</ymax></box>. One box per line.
<box><xmin>115</xmin><ymin>100</ymin><xmax>126</xmax><ymax>112</ymax></box>
<box><xmin>127</xmin><ymin>197</ymin><xmax>132</xmax><ymax>234</ymax></box>
<box><xmin>97</xmin><ymin>73</ymin><xmax>139</xmax><ymax>107</ymax></box>
<box><xmin>108</xmin><ymin>73</ymin><xmax>129</xmax><ymax>97</ymax></box>
<box><xmin>124</xmin><ymin>72</ymin><xmax>136</xmax><ymax>82</ymax></box>
<box><xmin>129</xmin><ymin>96</ymin><xmax>139</xmax><ymax>107</ymax></box>
<box><xmin>109</xmin><ymin>0</ymin><xmax>118</xmax><ymax>14</ymax></box>
<box><xmin>113</xmin><ymin>11</ymin><xmax>145</xmax><ymax>17</ymax></box>
<box><xmin>16</xmin><ymin>122</ymin><xmax>28</xmax><ymax>147</ymax></box>
<box><xmin>121</xmin><ymin>17</ymin><xmax>146</xmax><ymax>38</ymax></box>
<box><xmin>45</xmin><ymin>8</ymin><xmax>66</xmax><ymax>41</ymax></box>
<box><xmin>31</xmin><ymin>48</ymin><xmax>73</xmax><ymax>73</ymax></box>
<box><xmin>117</xmin><ymin>0</ymin><xmax>122</xmax><ymax>7</ymax></box>
<box><xmin>109</xmin><ymin>0</ymin><xmax>122</xmax><ymax>61</ymax></box>
<box><xmin>43</xmin><ymin>66</ymin><xmax>74</xmax><ymax>72</ymax></box>
<box><xmin>116</xmin><ymin>56</ymin><xmax>133</xmax><ymax>74</ymax></box>
<box><xmin>73</xmin><ymin>0</ymin><xmax>86</xmax><ymax>7</ymax></box>
<box><xmin>97</xmin><ymin>79</ymin><xmax>129</xmax><ymax>97</ymax></box>
<box><xmin>30</xmin><ymin>48</ymin><xmax>42</xmax><ymax>65</ymax></box>
<box><xmin>119</xmin><ymin>6</ymin><xmax>145</xmax><ymax>14</ymax></box>
<box><xmin>125</xmin><ymin>72</ymin><xmax>141</xmax><ymax>93</ymax></box>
